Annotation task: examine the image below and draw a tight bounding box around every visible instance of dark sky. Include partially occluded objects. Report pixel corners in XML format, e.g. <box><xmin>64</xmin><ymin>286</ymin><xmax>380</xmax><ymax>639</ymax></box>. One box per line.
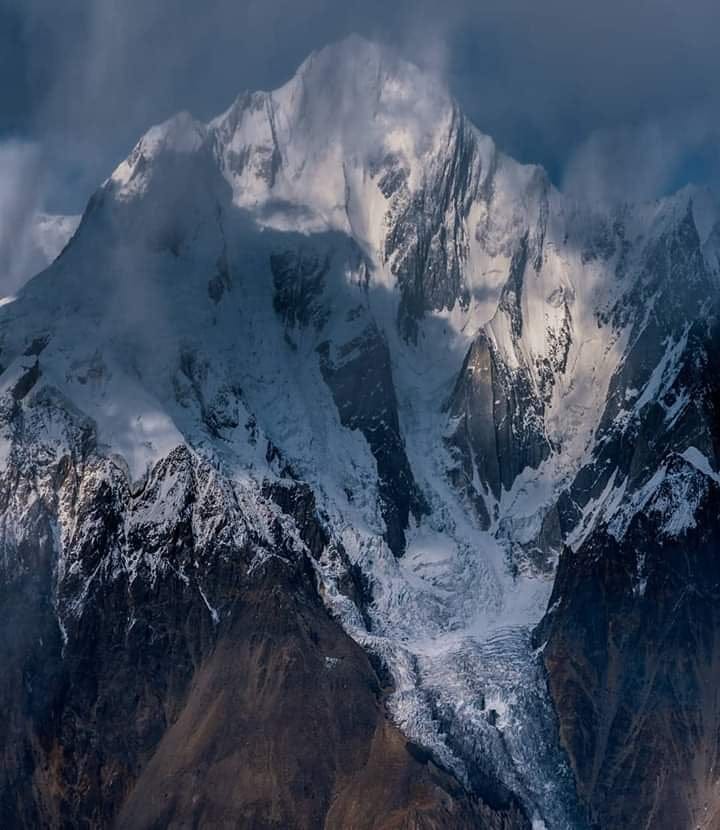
<box><xmin>2</xmin><ymin>0</ymin><xmax>720</xmax><ymax>215</ymax></box>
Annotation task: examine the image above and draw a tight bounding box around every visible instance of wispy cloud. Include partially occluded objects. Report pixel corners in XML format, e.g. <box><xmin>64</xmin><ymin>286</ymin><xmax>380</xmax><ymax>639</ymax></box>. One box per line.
<box><xmin>562</xmin><ymin>113</ymin><xmax>720</xmax><ymax>206</ymax></box>
<box><xmin>0</xmin><ymin>140</ymin><xmax>48</xmax><ymax>293</ymax></box>
<box><xmin>2</xmin><ymin>0</ymin><xmax>720</xmax><ymax>221</ymax></box>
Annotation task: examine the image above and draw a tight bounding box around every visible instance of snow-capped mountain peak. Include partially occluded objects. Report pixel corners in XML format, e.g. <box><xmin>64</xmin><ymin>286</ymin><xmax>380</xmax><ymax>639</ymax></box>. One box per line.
<box><xmin>3</xmin><ymin>37</ymin><xmax>720</xmax><ymax>830</ymax></box>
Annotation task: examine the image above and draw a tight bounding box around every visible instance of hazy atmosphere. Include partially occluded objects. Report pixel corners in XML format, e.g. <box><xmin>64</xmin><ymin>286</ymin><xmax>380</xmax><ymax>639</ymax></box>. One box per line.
<box><xmin>3</xmin><ymin>0</ymin><xmax>720</xmax><ymax>210</ymax></box>
<box><xmin>3</xmin><ymin>0</ymin><xmax>720</xmax><ymax>289</ymax></box>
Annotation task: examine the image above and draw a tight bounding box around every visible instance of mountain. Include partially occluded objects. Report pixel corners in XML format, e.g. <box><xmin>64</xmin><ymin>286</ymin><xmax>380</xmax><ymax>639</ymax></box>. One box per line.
<box><xmin>2</xmin><ymin>35</ymin><xmax>720</xmax><ymax>829</ymax></box>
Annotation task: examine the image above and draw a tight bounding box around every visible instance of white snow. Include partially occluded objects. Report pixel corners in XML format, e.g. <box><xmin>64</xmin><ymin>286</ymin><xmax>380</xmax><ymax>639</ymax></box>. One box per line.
<box><xmin>681</xmin><ymin>446</ymin><xmax>720</xmax><ymax>484</ymax></box>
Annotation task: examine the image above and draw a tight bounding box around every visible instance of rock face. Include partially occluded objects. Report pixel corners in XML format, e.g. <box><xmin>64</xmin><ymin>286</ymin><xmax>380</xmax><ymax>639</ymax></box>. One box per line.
<box><xmin>319</xmin><ymin>323</ymin><xmax>428</xmax><ymax>556</ymax></box>
<box><xmin>538</xmin><ymin>492</ymin><xmax>720</xmax><ymax>830</ymax></box>
<box><xmin>3</xmin><ymin>34</ymin><xmax>720</xmax><ymax>830</ymax></box>
<box><xmin>445</xmin><ymin>326</ymin><xmax>550</xmax><ymax>527</ymax></box>
<box><xmin>0</xmin><ymin>442</ymin><xmax>527</xmax><ymax>829</ymax></box>
<box><xmin>384</xmin><ymin>104</ymin><xmax>481</xmax><ymax>341</ymax></box>
<box><xmin>536</xmin><ymin>308</ymin><xmax>720</xmax><ymax>830</ymax></box>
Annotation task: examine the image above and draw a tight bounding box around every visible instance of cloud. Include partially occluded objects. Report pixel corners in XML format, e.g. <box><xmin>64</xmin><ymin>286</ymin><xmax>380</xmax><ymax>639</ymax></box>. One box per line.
<box><xmin>435</xmin><ymin>0</ymin><xmax>720</xmax><ymax>182</ymax></box>
<box><xmin>2</xmin><ymin>0</ymin><xmax>720</xmax><ymax>218</ymax></box>
<box><xmin>562</xmin><ymin>114</ymin><xmax>720</xmax><ymax>206</ymax></box>
<box><xmin>0</xmin><ymin>140</ymin><xmax>48</xmax><ymax>294</ymax></box>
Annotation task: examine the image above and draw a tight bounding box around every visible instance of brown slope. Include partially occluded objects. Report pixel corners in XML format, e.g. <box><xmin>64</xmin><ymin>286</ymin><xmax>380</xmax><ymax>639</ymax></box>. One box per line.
<box><xmin>537</xmin><ymin>498</ymin><xmax>720</xmax><ymax>830</ymax></box>
<box><xmin>1</xmin><ymin>446</ymin><xmax>529</xmax><ymax>830</ymax></box>
<box><xmin>117</xmin><ymin>555</ymin><xmax>528</xmax><ymax>830</ymax></box>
